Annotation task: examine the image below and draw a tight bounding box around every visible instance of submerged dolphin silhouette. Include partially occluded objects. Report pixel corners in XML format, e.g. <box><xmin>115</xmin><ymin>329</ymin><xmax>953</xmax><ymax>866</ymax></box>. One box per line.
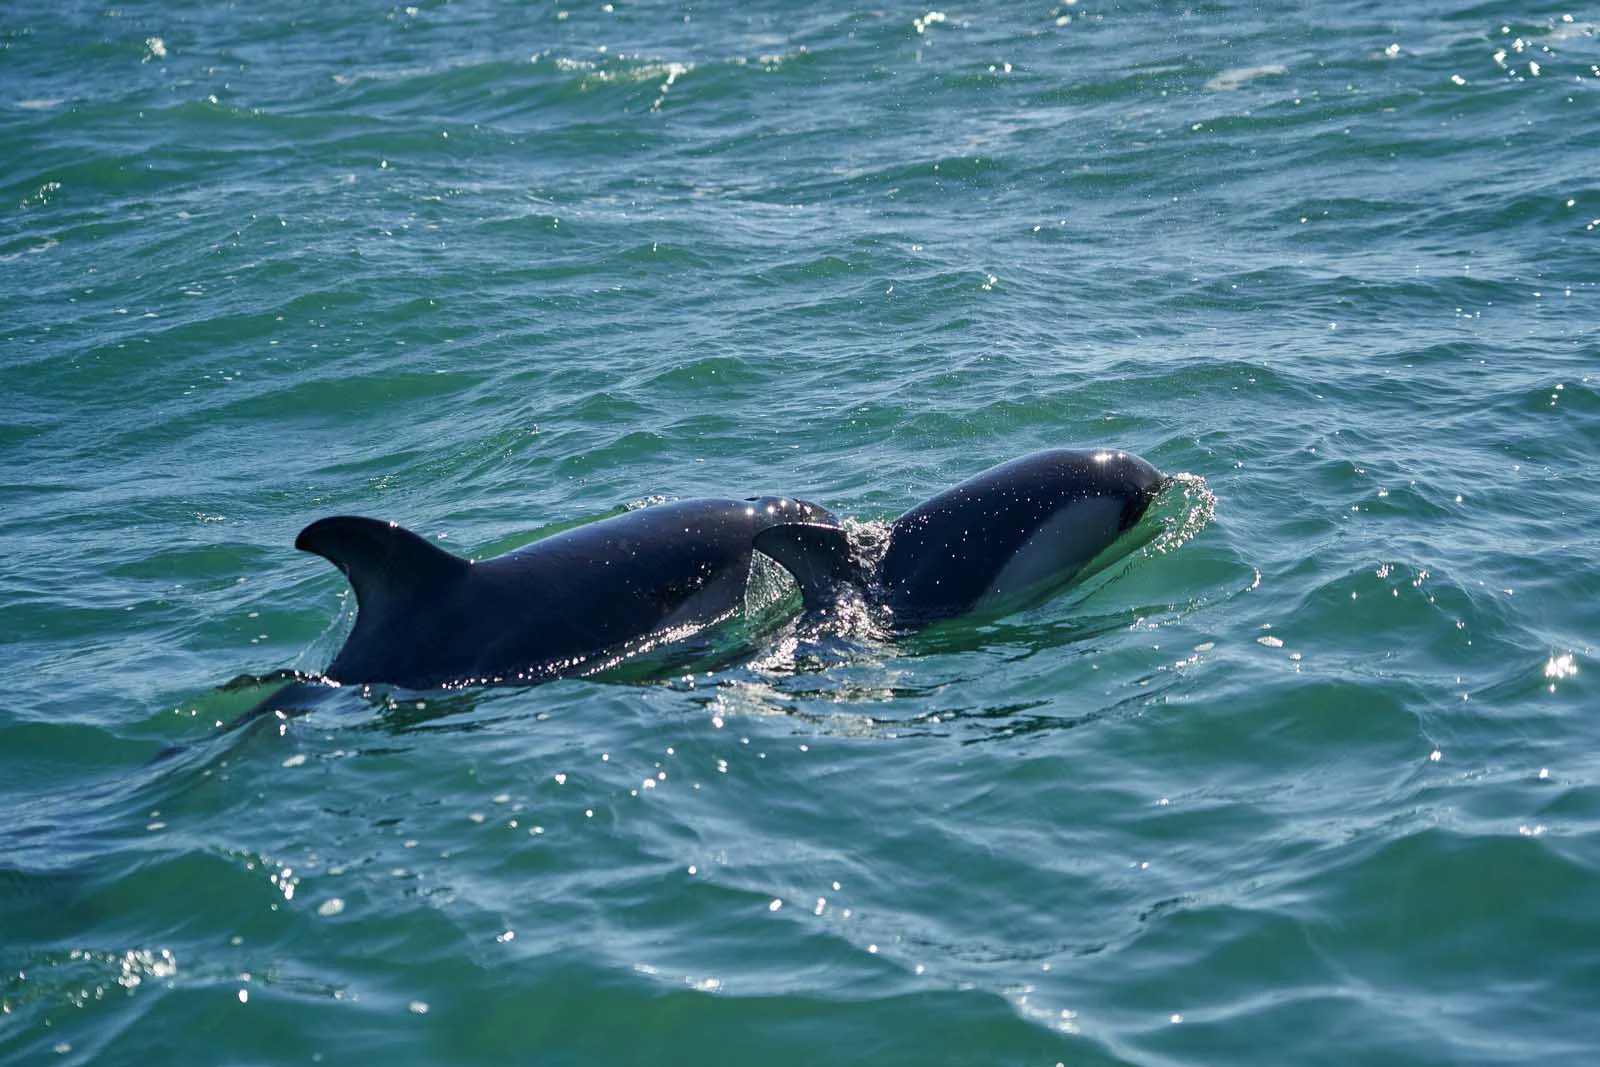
<box><xmin>752</xmin><ymin>449</ymin><xmax>1167</xmax><ymax>627</ymax></box>
<box><xmin>297</xmin><ymin>496</ymin><xmax>836</xmax><ymax>689</ymax></box>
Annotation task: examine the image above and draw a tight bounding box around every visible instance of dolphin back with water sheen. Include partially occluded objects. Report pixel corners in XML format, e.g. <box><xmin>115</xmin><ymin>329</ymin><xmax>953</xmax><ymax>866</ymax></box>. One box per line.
<box><xmin>298</xmin><ymin>496</ymin><xmax>836</xmax><ymax>689</ymax></box>
<box><xmin>754</xmin><ymin>448</ymin><xmax>1167</xmax><ymax>626</ymax></box>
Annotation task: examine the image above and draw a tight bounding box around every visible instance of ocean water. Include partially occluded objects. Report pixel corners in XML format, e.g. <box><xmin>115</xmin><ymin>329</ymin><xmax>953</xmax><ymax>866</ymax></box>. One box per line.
<box><xmin>3</xmin><ymin>0</ymin><xmax>1598</xmax><ymax>1062</ymax></box>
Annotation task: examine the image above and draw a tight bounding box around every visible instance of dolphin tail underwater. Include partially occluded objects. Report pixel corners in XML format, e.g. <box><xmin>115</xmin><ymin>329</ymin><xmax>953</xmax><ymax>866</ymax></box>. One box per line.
<box><xmin>748</xmin><ymin>521</ymin><xmax>867</xmax><ymax>618</ymax></box>
<box><xmin>753</xmin><ymin>448</ymin><xmax>1168</xmax><ymax>627</ymax></box>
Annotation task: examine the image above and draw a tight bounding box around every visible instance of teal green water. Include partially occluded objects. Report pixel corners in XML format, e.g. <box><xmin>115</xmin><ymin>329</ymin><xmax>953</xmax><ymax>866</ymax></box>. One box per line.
<box><xmin>4</xmin><ymin>1</ymin><xmax>1598</xmax><ymax>1063</ymax></box>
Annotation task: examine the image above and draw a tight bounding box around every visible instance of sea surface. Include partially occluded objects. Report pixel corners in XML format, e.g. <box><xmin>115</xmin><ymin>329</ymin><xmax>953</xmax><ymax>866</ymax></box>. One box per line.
<box><xmin>3</xmin><ymin>1</ymin><xmax>1597</xmax><ymax>1063</ymax></box>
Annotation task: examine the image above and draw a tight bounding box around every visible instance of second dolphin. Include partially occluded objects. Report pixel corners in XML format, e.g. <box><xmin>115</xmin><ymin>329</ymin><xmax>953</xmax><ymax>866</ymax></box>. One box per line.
<box><xmin>753</xmin><ymin>448</ymin><xmax>1167</xmax><ymax>628</ymax></box>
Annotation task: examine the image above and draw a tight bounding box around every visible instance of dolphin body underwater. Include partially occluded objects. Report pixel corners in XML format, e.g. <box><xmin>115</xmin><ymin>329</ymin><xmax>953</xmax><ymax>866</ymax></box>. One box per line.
<box><xmin>752</xmin><ymin>449</ymin><xmax>1168</xmax><ymax>628</ymax></box>
<box><xmin>296</xmin><ymin>495</ymin><xmax>834</xmax><ymax>689</ymax></box>
<box><xmin>284</xmin><ymin>449</ymin><xmax>1165</xmax><ymax>691</ymax></box>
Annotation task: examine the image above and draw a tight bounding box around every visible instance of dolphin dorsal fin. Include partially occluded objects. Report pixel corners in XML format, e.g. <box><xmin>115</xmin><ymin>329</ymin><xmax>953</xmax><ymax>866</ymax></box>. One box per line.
<box><xmin>295</xmin><ymin>516</ymin><xmax>469</xmax><ymax>616</ymax></box>
<box><xmin>753</xmin><ymin>522</ymin><xmax>862</xmax><ymax>614</ymax></box>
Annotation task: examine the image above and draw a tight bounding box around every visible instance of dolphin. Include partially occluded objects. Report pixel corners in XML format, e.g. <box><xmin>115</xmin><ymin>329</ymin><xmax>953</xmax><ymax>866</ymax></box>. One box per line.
<box><xmin>296</xmin><ymin>495</ymin><xmax>837</xmax><ymax>689</ymax></box>
<box><xmin>751</xmin><ymin>449</ymin><xmax>1167</xmax><ymax>628</ymax></box>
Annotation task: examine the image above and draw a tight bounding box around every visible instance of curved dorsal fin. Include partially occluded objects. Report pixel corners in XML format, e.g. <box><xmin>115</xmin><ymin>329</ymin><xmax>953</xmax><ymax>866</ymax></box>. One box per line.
<box><xmin>752</xmin><ymin>522</ymin><xmax>862</xmax><ymax>614</ymax></box>
<box><xmin>295</xmin><ymin>515</ymin><xmax>469</xmax><ymax>617</ymax></box>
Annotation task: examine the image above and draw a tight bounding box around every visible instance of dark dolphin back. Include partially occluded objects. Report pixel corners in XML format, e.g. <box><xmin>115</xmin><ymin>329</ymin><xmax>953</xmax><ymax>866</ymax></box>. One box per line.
<box><xmin>878</xmin><ymin>449</ymin><xmax>1166</xmax><ymax>622</ymax></box>
<box><xmin>296</xmin><ymin>497</ymin><xmax>840</xmax><ymax>690</ymax></box>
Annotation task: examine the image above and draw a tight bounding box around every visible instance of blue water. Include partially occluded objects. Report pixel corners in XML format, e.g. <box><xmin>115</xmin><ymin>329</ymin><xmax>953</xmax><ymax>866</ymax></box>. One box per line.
<box><xmin>3</xmin><ymin>1</ymin><xmax>1598</xmax><ymax>1063</ymax></box>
